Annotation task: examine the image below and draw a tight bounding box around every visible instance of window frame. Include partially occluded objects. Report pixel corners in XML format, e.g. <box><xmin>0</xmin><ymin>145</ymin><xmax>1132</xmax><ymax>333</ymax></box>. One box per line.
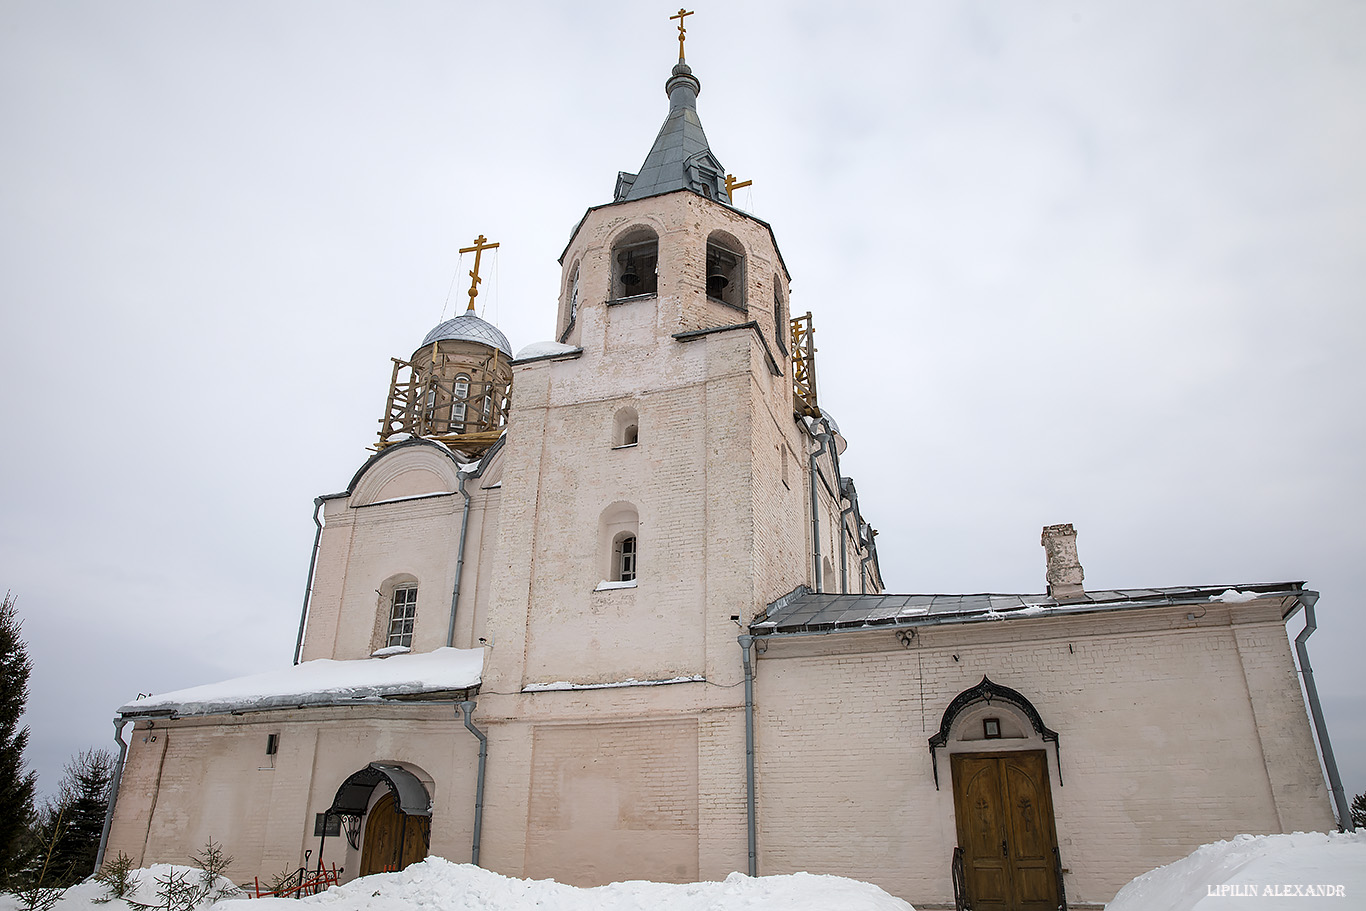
<box><xmin>386</xmin><ymin>584</ymin><xmax>418</xmax><ymax>649</ymax></box>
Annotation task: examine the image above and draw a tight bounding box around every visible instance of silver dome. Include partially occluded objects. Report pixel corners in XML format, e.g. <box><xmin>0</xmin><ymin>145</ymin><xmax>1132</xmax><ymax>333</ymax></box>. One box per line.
<box><xmin>418</xmin><ymin>312</ymin><xmax>513</xmax><ymax>358</ymax></box>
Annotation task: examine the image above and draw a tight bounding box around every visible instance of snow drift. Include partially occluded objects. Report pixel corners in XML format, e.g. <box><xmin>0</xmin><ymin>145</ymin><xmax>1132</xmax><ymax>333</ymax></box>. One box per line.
<box><xmin>1107</xmin><ymin>831</ymin><xmax>1366</xmax><ymax>910</ymax></box>
<box><xmin>219</xmin><ymin>858</ymin><xmax>914</xmax><ymax>911</ymax></box>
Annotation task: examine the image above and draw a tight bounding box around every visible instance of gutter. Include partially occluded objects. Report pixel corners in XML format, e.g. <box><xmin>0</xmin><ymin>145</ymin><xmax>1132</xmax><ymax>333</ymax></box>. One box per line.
<box><xmin>1292</xmin><ymin>593</ymin><xmax>1354</xmax><ymax>831</ymax></box>
<box><xmin>458</xmin><ymin>701</ymin><xmax>489</xmax><ymax>864</ymax></box>
<box><xmin>738</xmin><ymin>635</ymin><xmax>758</xmax><ymax>876</ymax></box>
<box><xmin>294</xmin><ymin>498</ymin><xmax>325</xmax><ymax>664</ymax></box>
<box><xmin>94</xmin><ymin>719</ymin><xmax>130</xmax><ymax>869</ymax></box>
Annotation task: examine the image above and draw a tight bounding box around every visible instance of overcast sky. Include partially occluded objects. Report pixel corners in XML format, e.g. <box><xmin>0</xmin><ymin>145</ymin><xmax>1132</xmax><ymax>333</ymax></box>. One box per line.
<box><xmin>2</xmin><ymin>1</ymin><xmax>1363</xmax><ymax>817</ymax></box>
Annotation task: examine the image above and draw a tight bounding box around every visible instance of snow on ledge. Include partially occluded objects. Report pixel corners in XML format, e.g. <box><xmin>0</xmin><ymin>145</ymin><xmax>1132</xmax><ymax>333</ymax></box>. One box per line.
<box><xmin>515</xmin><ymin>340</ymin><xmax>580</xmax><ymax>360</ymax></box>
<box><xmin>523</xmin><ymin>675</ymin><xmax>705</xmax><ymax>693</ymax></box>
<box><xmin>594</xmin><ymin>579</ymin><xmax>638</xmax><ymax>591</ymax></box>
<box><xmin>118</xmin><ymin>647</ymin><xmax>484</xmax><ymax>717</ymax></box>
<box><xmin>1210</xmin><ymin>589</ymin><xmax>1260</xmax><ymax>603</ymax></box>
<box><xmin>370</xmin><ymin>645</ymin><xmax>411</xmax><ymax>658</ymax></box>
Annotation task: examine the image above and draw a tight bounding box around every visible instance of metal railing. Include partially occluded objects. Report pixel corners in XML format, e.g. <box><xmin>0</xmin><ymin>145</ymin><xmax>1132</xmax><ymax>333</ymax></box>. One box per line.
<box><xmin>951</xmin><ymin>846</ymin><xmax>970</xmax><ymax>911</ymax></box>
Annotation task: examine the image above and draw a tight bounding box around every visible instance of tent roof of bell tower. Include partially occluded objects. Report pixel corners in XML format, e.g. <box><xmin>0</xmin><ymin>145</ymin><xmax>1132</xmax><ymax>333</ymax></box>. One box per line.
<box><xmin>615</xmin><ymin>58</ymin><xmax>728</xmax><ymax>204</ymax></box>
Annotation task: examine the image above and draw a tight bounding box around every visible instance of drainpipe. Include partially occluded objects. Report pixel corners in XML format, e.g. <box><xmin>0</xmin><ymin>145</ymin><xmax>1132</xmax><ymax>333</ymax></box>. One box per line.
<box><xmin>859</xmin><ymin>543</ymin><xmax>874</xmax><ymax>595</ymax></box>
<box><xmin>458</xmin><ymin>701</ymin><xmax>488</xmax><ymax>863</ymax></box>
<box><xmin>739</xmin><ymin>635</ymin><xmax>758</xmax><ymax>876</ymax></box>
<box><xmin>447</xmin><ymin>471</ymin><xmax>473</xmax><ymax>647</ymax></box>
<box><xmin>1293</xmin><ymin>593</ymin><xmax>1354</xmax><ymax>831</ymax></box>
<box><xmin>838</xmin><ymin>483</ymin><xmax>858</xmax><ymax>594</ymax></box>
<box><xmin>294</xmin><ymin>498</ymin><xmax>324</xmax><ymax>665</ymax></box>
<box><xmin>807</xmin><ymin>420</ymin><xmax>832</xmax><ymax>593</ymax></box>
<box><xmin>94</xmin><ymin>718</ymin><xmax>130</xmax><ymax>869</ymax></box>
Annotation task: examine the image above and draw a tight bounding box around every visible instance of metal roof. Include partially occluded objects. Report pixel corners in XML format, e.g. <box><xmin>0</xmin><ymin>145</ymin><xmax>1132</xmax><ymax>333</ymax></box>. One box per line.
<box><xmin>419</xmin><ymin>312</ymin><xmax>513</xmax><ymax>357</ymax></box>
<box><xmin>617</xmin><ymin>61</ymin><xmax>728</xmax><ymax>203</ymax></box>
<box><xmin>752</xmin><ymin>582</ymin><xmax>1312</xmax><ymax>636</ymax></box>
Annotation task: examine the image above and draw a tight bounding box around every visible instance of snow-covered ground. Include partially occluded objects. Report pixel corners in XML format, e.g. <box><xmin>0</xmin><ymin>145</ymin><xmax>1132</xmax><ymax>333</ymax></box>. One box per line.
<box><xmin>1</xmin><ymin>860</ymin><xmax>911</xmax><ymax>911</ymax></box>
<box><xmin>8</xmin><ymin>832</ymin><xmax>1365</xmax><ymax>911</ymax></box>
<box><xmin>1107</xmin><ymin>831</ymin><xmax>1366</xmax><ymax>910</ymax></box>
<box><xmin>0</xmin><ymin>865</ymin><xmax>240</xmax><ymax>911</ymax></box>
<box><xmin>225</xmin><ymin>860</ymin><xmax>916</xmax><ymax>911</ymax></box>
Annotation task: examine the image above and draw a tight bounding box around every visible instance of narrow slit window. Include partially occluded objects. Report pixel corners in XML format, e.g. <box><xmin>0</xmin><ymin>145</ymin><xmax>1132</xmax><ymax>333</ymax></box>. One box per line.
<box><xmin>568</xmin><ymin>265</ymin><xmax>581</xmax><ymax>325</ymax></box>
<box><xmin>424</xmin><ymin>386</ymin><xmax>437</xmax><ymax>423</ymax></box>
<box><xmin>451</xmin><ymin>374</ymin><xmax>470</xmax><ymax>432</ymax></box>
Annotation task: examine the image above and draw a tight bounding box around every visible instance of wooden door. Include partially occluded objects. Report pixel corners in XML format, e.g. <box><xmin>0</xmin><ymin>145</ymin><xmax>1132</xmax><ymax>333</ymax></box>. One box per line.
<box><xmin>359</xmin><ymin>792</ymin><xmax>431</xmax><ymax>876</ymax></box>
<box><xmin>951</xmin><ymin>751</ymin><xmax>1059</xmax><ymax>911</ymax></box>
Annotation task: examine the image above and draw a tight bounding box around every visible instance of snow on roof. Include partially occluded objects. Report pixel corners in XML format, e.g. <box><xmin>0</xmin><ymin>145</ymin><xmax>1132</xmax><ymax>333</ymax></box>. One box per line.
<box><xmin>118</xmin><ymin>647</ymin><xmax>484</xmax><ymax>717</ymax></box>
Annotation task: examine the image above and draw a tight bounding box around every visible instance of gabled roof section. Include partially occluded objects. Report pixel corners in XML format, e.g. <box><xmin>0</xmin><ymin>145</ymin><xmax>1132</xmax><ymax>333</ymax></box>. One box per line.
<box><xmin>753</xmin><ymin>582</ymin><xmax>1314</xmax><ymax>636</ymax></box>
<box><xmin>617</xmin><ymin>61</ymin><xmax>728</xmax><ymax>203</ymax></box>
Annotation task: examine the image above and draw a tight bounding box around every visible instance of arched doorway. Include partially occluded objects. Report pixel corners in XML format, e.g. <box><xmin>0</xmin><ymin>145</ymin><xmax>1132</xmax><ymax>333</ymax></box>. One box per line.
<box><xmin>930</xmin><ymin>677</ymin><xmax>1063</xmax><ymax>911</ymax></box>
<box><xmin>359</xmin><ymin>792</ymin><xmax>431</xmax><ymax>876</ymax></box>
<box><xmin>325</xmin><ymin>763</ymin><xmax>432</xmax><ymax>876</ymax></box>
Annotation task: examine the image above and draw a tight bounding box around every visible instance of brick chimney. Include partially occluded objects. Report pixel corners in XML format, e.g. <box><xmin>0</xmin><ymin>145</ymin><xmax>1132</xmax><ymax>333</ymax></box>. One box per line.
<box><xmin>1041</xmin><ymin>523</ymin><xmax>1085</xmax><ymax>601</ymax></box>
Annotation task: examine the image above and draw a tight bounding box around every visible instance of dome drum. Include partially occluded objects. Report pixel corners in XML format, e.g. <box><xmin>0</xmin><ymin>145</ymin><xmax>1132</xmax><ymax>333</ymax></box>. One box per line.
<box><xmin>376</xmin><ymin>338</ymin><xmax>513</xmax><ymax>454</ymax></box>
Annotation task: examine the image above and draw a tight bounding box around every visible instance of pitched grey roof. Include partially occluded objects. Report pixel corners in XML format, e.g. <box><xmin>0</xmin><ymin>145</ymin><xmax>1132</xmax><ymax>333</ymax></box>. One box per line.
<box><xmin>419</xmin><ymin>312</ymin><xmax>513</xmax><ymax>357</ymax></box>
<box><xmin>617</xmin><ymin>61</ymin><xmax>728</xmax><ymax>203</ymax></box>
<box><xmin>752</xmin><ymin>582</ymin><xmax>1313</xmax><ymax>636</ymax></box>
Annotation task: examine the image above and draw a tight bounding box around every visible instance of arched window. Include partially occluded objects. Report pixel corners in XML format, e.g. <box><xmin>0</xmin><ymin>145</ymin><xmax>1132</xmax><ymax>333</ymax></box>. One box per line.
<box><xmin>706</xmin><ymin>231</ymin><xmax>745</xmax><ymax>310</ymax></box>
<box><xmin>612</xmin><ymin>227</ymin><xmax>659</xmax><ymax>299</ymax></box>
<box><xmin>598</xmin><ymin>502</ymin><xmax>640</xmax><ymax>586</ymax></box>
<box><xmin>613</xmin><ymin>406</ymin><xmax>639</xmax><ymax>448</ymax></box>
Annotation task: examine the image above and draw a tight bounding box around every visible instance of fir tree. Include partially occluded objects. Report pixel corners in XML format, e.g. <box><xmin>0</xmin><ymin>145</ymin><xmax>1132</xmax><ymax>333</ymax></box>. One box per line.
<box><xmin>0</xmin><ymin>590</ymin><xmax>39</xmax><ymax>887</ymax></box>
<box><xmin>1352</xmin><ymin>791</ymin><xmax>1366</xmax><ymax>830</ymax></box>
<box><xmin>44</xmin><ymin>749</ymin><xmax>115</xmax><ymax>885</ymax></box>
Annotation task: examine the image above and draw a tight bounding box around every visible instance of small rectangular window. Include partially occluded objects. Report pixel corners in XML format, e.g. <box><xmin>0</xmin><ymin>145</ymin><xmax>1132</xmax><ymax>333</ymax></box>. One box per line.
<box><xmin>265</xmin><ymin>733</ymin><xmax>279</xmax><ymax>755</ymax></box>
<box><xmin>387</xmin><ymin>586</ymin><xmax>418</xmax><ymax>648</ymax></box>
<box><xmin>618</xmin><ymin>536</ymin><xmax>637</xmax><ymax>582</ymax></box>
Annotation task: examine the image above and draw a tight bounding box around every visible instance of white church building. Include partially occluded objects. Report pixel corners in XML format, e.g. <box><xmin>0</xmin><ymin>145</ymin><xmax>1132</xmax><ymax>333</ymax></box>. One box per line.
<box><xmin>99</xmin><ymin>26</ymin><xmax>1347</xmax><ymax>911</ymax></box>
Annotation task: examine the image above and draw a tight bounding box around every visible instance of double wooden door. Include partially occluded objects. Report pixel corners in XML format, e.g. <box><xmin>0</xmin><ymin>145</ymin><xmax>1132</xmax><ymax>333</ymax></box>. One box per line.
<box><xmin>951</xmin><ymin>751</ymin><xmax>1060</xmax><ymax>911</ymax></box>
<box><xmin>359</xmin><ymin>792</ymin><xmax>430</xmax><ymax>876</ymax></box>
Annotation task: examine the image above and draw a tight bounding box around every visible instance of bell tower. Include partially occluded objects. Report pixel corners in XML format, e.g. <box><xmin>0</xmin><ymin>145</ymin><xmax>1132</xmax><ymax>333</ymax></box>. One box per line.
<box><xmin>483</xmin><ymin>20</ymin><xmax>810</xmax><ymax>695</ymax></box>
<box><xmin>456</xmin><ymin>15</ymin><xmax>881</xmax><ymax>886</ymax></box>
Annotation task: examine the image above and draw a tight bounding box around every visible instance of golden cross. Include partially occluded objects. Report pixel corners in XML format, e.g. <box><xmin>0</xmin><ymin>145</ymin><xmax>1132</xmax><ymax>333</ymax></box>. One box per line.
<box><xmin>724</xmin><ymin>174</ymin><xmax>752</xmax><ymax>200</ymax></box>
<box><xmin>458</xmin><ymin>234</ymin><xmax>500</xmax><ymax>311</ymax></box>
<box><xmin>670</xmin><ymin>9</ymin><xmax>693</xmax><ymax>61</ymax></box>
